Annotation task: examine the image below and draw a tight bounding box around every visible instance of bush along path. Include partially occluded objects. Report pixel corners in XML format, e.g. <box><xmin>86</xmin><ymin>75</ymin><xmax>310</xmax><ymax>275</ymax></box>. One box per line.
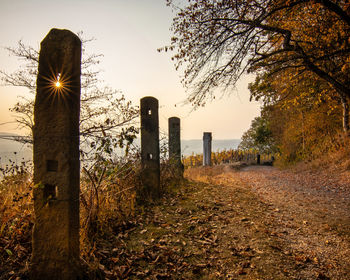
<box><xmin>91</xmin><ymin>165</ymin><xmax>350</xmax><ymax>279</ymax></box>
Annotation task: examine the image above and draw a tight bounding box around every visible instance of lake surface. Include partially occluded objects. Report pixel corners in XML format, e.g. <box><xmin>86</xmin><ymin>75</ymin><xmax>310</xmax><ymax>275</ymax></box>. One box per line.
<box><xmin>181</xmin><ymin>139</ymin><xmax>241</xmax><ymax>155</ymax></box>
<box><xmin>0</xmin><ymin>135</ymin><xmax>32</xmax><ymax>166</ymax></box>
<box><xmin>0</xmin><ymin>135</ymin><xmax>241</xmax><ymax>165</ymax></box>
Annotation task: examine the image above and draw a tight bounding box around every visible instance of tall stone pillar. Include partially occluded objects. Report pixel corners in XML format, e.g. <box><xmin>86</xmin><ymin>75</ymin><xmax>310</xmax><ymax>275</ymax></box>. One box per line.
<box><xmin>203</xmin><ymin>132</ymin><xmax>212</xmax><ymax>166</ymax></box>
<box><xmin>168</xmin><ymin>117</ymin><xmax>183</xmax><ymax>177</ymax></box>
<box><xmin>140</xmin><ymin>96</ymin><xmax>160</xmax><ymax>200</ymax></box>
<box><xmin>31</xmin><ymin>29</ymin><xmax>81</xmax><ymax>280</ymax></box>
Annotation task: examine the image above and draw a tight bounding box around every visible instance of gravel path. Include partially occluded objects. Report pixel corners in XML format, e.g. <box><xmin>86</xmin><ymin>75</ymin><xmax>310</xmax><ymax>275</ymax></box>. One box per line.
<box><xmin>237</xmin><ymin>165</ymin><xmax>350</xmax><ymax>225</ymax></box>
<box><xmin>235</xmin><ymin>165</ymin><xmax>350</xmax><ymax>279</ymax></box>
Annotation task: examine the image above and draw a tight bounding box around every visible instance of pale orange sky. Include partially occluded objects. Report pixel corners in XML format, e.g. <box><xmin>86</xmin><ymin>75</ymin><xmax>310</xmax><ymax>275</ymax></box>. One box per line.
<box><xmin>0</xmin><ymin>0</ymin><xmax>260</xmax><ymax>139</ymax></box>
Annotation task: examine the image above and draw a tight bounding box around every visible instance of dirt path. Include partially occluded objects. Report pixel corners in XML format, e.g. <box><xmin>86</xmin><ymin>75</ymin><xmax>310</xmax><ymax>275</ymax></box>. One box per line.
<box><xmin>236</xmin><ymin>165</ymin><xmax>350</xmax><ymax>279</ymax></box>
<box><xmin>96</xmin><ymin>165</ymin><xmax>350</xmax><ymax>279</ymax></box>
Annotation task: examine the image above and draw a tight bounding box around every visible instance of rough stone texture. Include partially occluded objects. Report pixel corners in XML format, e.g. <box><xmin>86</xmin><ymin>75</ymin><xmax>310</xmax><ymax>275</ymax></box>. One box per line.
<box><xmin>31</xmin><ymin>29</ymin><xmax>81</xmax><ymax>280</ymax></box>
<box><xmin>168</xmin><ymin>117</ymin><xmax>183</xmax><ymax>177</ymax></box>
<box><xmin>203</xmin><ymin>132</ymin><xmax>212</xmax><ymax>166</ymax></box>
<box><xmin>140</xmin><ymin>97</ymin><xmax>160</xmax><ymax>200</ymax></box>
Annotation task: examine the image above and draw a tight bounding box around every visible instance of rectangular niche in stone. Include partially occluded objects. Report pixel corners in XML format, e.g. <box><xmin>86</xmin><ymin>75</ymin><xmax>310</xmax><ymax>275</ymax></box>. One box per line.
<box><xmin>46</xmin><ymin>160</ymin><xmax>58</xmax><ymax>172</ymax></box>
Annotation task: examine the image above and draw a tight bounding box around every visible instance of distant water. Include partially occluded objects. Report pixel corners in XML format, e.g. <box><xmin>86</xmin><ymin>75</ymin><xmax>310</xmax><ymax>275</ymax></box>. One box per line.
<box><xmin>0</xmin><ymin>134</ymin><xmax>240</xmax><ymax>166</ymax></box>
<box><xmin>181</xmin><ymin>139</ymin><xmax>240</xmax><ymax>156</ymax></box>
<box><xmin>0</xmin><ymin>136</ymin><xmax>32</xmax><ymax>167</ymax></box>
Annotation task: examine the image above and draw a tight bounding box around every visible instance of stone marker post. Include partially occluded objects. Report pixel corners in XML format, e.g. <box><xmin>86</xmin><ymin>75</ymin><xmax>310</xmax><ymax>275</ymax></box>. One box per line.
<box><xmin>31</xmin><ymin>29</ymin><xmax>81</xmax><ymax>280</ymax></box>
<box><xmin>168</xmin><ymin>117</ymin><xmax>183</xmax><ymax>177</ymax></box>
<box><xmin>203</xmin><ymin>132</ymin><xmax>212</xmax><ymax>166</ymax></box>
<box><xmin>140</xmin><ymin>97</ymin><xmax>160</xmax><ymax>200</ymax></box>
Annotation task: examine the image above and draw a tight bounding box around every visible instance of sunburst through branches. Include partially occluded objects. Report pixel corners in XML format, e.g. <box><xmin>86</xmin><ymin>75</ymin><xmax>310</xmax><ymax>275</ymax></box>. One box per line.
<box><xmin>40</xmin><ymin>65</ymin><xmax>75</xmax><ymax>105</ymax></box>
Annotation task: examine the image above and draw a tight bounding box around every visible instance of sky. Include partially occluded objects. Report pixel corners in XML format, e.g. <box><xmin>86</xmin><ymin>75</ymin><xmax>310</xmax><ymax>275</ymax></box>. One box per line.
<box><xmin>0</xmin><ymin>0</ymin><xmax>260</xmax><ymax>140</ymax></box>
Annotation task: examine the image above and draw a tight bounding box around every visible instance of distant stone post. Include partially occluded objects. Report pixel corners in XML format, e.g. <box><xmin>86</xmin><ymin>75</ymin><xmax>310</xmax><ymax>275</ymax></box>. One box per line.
<box><xmin>31</xmin><ymin>29</ymin><xmax>81</xmax><ymax>280</ymax></box>
<box><xmin>168</xmin><ymin>117</ymin><xmax>183</xmax><ymax>177</ymax></box>
<box><xmin>140</xmin><ymin>96</ymin><xmax>160</xmax><ymax>200</ymax></box>
<box><xmin>257</xmin><ymin>154</ymin><xmax>261</xmax><ymax>165</ymax></box>
<box><xmin>203</xmin><ymin>132</ymin><xmax>212</xmax><ymax>166</ymax></box>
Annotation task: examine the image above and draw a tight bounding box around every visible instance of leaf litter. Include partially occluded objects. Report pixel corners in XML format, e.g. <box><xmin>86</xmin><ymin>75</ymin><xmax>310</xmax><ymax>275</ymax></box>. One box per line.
<box><xmin>89</xmin><ymin>164</ymin><xmax>350</xmax><ymax>279</ymax></box>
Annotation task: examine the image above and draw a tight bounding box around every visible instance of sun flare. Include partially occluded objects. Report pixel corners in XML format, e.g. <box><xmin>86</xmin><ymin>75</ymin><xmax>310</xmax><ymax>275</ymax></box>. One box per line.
<box><xmin>54</xmin><ymin>73</ymin><xmax>62</xmax><ymax>88</ymax></box>
<box><xmin>42</xmin><ymin>68</ymin><xmax>74</xmax><ymax>104</ymax></box>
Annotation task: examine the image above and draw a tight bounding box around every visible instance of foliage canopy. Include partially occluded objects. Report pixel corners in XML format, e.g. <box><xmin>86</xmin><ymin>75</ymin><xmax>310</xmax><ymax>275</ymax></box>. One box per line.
<box><xmin>239</xmin><ymin>116</ymin><xmax>277</xmax><ymax>154</ymax></box>
<box><xmin>164</xmin><ymin>0</ymin><xmax>349</xmax><ymax>107</ymax></box>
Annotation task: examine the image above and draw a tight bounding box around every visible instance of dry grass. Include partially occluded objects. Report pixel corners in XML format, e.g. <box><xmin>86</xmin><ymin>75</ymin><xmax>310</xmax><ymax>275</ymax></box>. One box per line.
<box><xmin>0</xmin><ymin>161</ymin><xmax>142</xmax><ymax>279</ymax></box>
<box><xmin>286</xmin><ymin>135</ymin><xmax>350</xmax><ymax>186</ymax></box>
<box><xmin>0</xmin><ymin>156</ymin><xmax>184</xmax><ymax>279</ymax></box>
<box><xmin>79</xmin><ymin>162</ymin><xmax>141</xmax><ymax>272</ymax></box>
<box><xmin>0</xmin><ymin>173</ymin><xmax>33</xmax><ymax>279</ymax></box>
<box><xmin>184</xmin><ymin>165</ymin><xmax>226</xmax><ymax>184</ymax></box>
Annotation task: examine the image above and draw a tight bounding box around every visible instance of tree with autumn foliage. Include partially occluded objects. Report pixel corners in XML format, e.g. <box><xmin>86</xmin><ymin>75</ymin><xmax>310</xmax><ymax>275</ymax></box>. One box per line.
<box><xmin>249</xmin><ymin>68</ymin><xmax>345</xmax><ymax>162</ymax></box>
<box><xmin>164</xmin><ymin>0</ymin><xmax>350</xmax><ymax>133</ymax></box>
<box><xmin>238</xmin><ymin>115</ymin><xmax>277</xmax><ymax>154</ymax></box>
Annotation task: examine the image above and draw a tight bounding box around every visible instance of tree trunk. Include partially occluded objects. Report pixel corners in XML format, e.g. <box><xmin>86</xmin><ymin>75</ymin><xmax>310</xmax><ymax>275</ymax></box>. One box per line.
<box><xmin>341</xmin><ymin>95</ymin><xmax>350</xmax><ymax>136</ymax></box>
<box><xmin>301</xmin><ymin>111</ymin><xmax>305</xmax><ymax>155</ymax></box>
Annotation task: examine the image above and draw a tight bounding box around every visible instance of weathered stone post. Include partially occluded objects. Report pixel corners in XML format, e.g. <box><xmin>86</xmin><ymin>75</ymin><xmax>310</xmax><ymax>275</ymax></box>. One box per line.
<box><xmin>203</xmin><ymin>132</ymin><xmax>212</xmax><ymax>166</ymax></box>
<box><xmin>168</xmin><ymin>117</ymin><xmax>183</xmax><ymax>177</ymax></box>
<box><xmin>140</xmin><ymin>96</ymin><xmax>160</xmax><ymax>200</ymax></box>
<box><xmin>31</xmin><ymin>29</ymin><xmax>81</xmax><ymax>280</ymax></box>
